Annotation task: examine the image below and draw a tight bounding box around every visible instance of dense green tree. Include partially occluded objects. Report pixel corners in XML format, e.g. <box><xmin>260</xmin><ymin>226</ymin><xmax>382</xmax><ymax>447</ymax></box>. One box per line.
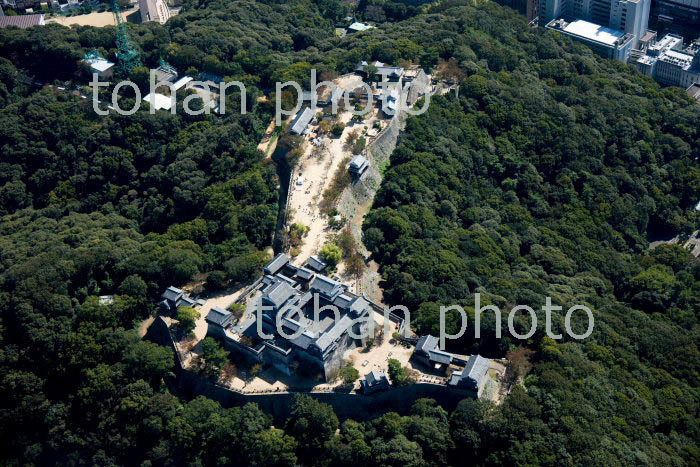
<box><xmin>176</xmin><ymin>306</ymin><xmax>200</xmax><ymax>333</ymax></box>
<box><xmin>319</xmin><ymin>242</ymin><xmax>343</xmax><ymax>267</ymax></box>
<box><xmin>387</xmin><ymin>358</ymin><xmax>410</xmax><ymax>386</ymax></box>
<box><xmin>118</xmin><ymin>274</ymin><xmax>148</xmax><ymax>299</ymax></box>
<box><xmin>338</xmin><ymin>365</ymin><xmax>359</xmax><ymax>385</ymax></box>
<box><xmin>124</xmin><ymin>340</ymin><xmax>173</xmax><ymax>385</ymax></box>
<box><xmin>224</xmin><ymin>250</ymin><xmax>271</xmax><ymax>282</ymax></box>
<box><xmin>285</xmin><ymin>395</ymin><xmax>339</xmax><ymax>462</ymax></box>
<box><xmin>362</xmin><ymin>27</ymin><xmax>700</xmax><ymax>462</ymax></box>
<box><xmin>0</xmin><ymin>0</ymin><xmax>699</xmax><ymax>464</ymax></box>
<box><xmin>199</xmin><ymin>337</ymin><xmax>229</xmax><ymax>378</ymax></box>
<box><xmin>246</xmin><ymin>428</ymin><xmax>298</xmax><ymax>467</ymax></box>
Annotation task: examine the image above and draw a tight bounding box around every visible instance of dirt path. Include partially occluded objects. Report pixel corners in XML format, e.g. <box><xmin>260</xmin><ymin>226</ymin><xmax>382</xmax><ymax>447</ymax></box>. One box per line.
<box><xmin>138</xmin><ymin>316</ymin><xmax>155</xmax><ymax>338</ymax></box>
<box><xmin>287</xmin><ymin>111</ymin><xmax>358</xmax><ymax>265</ymax></box>
<box><xmin>258</xmin><ymin>115</ymin><xmax>291</xmax><ymax>159</ymax></box>
<box><xmin>288</xmin><ymin>73</ymin><xmax>434</xmax><ymax>302</ymax></box>
<box><xmin>48</xmin><ymin>11</ymin><xmax>117</xmax><ymax>27</ymax></box>
<box><xmin>190</xmin><ymin>286</ymin><xmax>249</xmax><ymax>341</ymax></box>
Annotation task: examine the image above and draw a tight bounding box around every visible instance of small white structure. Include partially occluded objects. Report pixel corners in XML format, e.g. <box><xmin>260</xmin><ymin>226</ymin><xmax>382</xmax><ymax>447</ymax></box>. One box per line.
<box><xmin>143</xmin><ymin>93</ymin><xmax>173</xmax><ymax>111</ymax></box>
<box><xmin>381</xmin><ymin>87</ymin><xmax>400</xmax><ymax>116</ymax></box>
<box><xmin>84</xmin><ymin>57</ymin><xmax>115</xmax><ymax>80</ymax></box>
<box><xmin>348</xmin><ymin>22</ymin><xmax>373</xmax><ymax>33</ymax></box>
<box><xmin>172</xmin><ymin>76</ymin><xmax>193</xmax><ymax>91</ymax></box>
<box><xmin>99</xmin><ymin>295</ymin><xmax>115</xmax><ymax>305</ymax></box>
<box><xmin>349</xmin><ymin>154</ymin><xmax>369</xmax><ymax>176</ymax></box>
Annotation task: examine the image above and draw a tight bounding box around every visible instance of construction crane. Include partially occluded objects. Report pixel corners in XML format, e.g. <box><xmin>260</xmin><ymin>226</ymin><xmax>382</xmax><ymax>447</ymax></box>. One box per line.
<box><xmin>112</xmin><ymin>0</ymin><xmax>142</xmax><ymax>73</ymax></box>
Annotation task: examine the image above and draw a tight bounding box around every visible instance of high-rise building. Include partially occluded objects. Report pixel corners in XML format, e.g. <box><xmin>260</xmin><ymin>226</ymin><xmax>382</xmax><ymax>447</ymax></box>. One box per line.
<box><xmin>139</xmin><ymin>0</ymin><xmax>171</xmax><ymax>24</ymax></box>
<box><xmin>539</xmin><ymin>0</ymin><xmax>651</xmax><ymax>59</ymax></box>
<box><xmin>651</xmin><ymin>0</ymin><xmax>700</xmax><ymax>40</ymax></box>
<box><xmin>526</xmin><ymin>0</ymin><xmax>540</xmax><ymax>23</ymax></box>
<box><xmin>497</xmin><ymin>0</ymin><xmax>540</xmax><ymax>23</ymax></box>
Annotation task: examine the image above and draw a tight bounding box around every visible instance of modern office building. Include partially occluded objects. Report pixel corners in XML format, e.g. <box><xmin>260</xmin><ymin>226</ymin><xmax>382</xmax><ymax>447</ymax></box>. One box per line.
<box><xmin>687</xmin><ymin>82</ymin><xmax>700</xmax><ymax>102</ymax></box>
<box><xmin>546</xmin><ymin>18</ymin><xmax>636</xmax><ymax>61</ymax></box>
<box><xmin>539</xmin><ymin>0</ymin><xmax>651</xmax><ymax>60</ymax></box>
<box><xmin>139</xmin><ymin>0</ymin><xmax>171</xmax><ymax>24</ymax></box>
<box><xmin>651</xmin><ymin>0</ymin><xmax>700</xmax><ymax>39</ymax></box>
<box><xmin>633</xmin><ymin>34</ymin><xmax>700</xmax><ymax>88</ymax></box>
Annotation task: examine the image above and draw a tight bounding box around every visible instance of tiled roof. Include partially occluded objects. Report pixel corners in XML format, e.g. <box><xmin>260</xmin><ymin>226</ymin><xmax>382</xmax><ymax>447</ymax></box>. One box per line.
<box><xmin>429</xmin><ymin>349</ymin><xmax>453</xmax><ymax>365</ymax></box>
<box><xmin>264</xmin><ymin>253</ymin><xmax>289</xmax><ymax>275</ymax></box>
<box><xmin>365</xmin><ymin>370</ymin><xmax>388</xmax><ymax>386</ymax></box>
<box><xmin>263</xmin><ymin>281</ymin><xmax>297</xmax><ymax>309</ymax></box>
<box><xmin>290</xmin><ymin>107</ymin><xmax>314</xmax><ymax>134</ymax></box>
<box><xmin>0</xmin><ymin>15</ymin><xmax>44</xmax><ymax>29</ymax></box>
<box><xmin>350</xmin><ymin>154</ymin><xmax>367</xmax><ymax>169</ymax></box>
<box><xmin>415</xmin><ymin>335</ymin><xmax>439</xmax><ymax>356</ymax></box>
<box><xmin>314</xmin><ymin>315</ymin><xmax>352</xmax><ymax>353</ymax></box>
<box><xmin>332</xmin><ymin>293</ymin><xmax>353</xmax><ymax>309</ymax></box>
<box><xmin>310</xmin><ymin>275</ymin><xmax>344</xmax><ymax>300</ymax></box>
<box><xmin>161</xmin><ymin>286</ymin><xmax>184</xmax><ymax>303</ymax></box>
<box><xmin>295</xmin><ymin>267</ymin><xmax>315</xmax><ymax>281</ymax></box>
<box><xmin>348</xmin><ymin>296</ymin><xmax>370</xmax><ymax>317</ymax></box>
<box><xmin>206</xmin><ymin>307</ymin><xmax>233</xmax><ymax>327</ymax></box>
<box><xmin>178</xmin><ymin>296</ymin><xmax>196</xmax><ymax>308</ymax></box>
<box><xmin>306</xmin><ymin>255</ymin><xmax>327</xmax><ymax>272</ymax></box>
<box><xmin>450</xmin><ymin>354</ymin><xmax>489</xmax><ymax>390</ymax></box>
<box><xmin>289</xmin><ymin>330</ymin><xmax>315</xmax><ymax>350</ymax></box>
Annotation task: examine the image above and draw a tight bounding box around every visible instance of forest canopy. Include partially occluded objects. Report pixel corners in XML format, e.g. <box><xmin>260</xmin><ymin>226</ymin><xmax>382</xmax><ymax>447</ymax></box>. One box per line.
<box><xmin>0</xmin><ymin>0</ymin><xmax>698</xmax><ymax>465</ymax></box>
<box><xmin>362</xmin><ymin>4</ymin><xmax>700</xmax><ymax>463</ymax></box>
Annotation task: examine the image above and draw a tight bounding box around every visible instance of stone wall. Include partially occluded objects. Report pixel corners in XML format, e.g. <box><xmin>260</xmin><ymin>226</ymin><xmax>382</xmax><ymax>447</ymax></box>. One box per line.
<box><xmin>335</xmin><ymin>101</ymin><xmax>408</xmax><ymax>220</ymax></box>
<box><xmin>334</xmin><ymin>110</ymin><xmax>408</xmax><ymax>301</ymax></box>
<box><xmin>175</xmin><ymin>367</ymin><xmax>471</xmax><ymax>423</ymax></box>
<box><xmin>147</xmin><ymin>317</ymin><xmax>473</xmax><ymax>423</ymax></box>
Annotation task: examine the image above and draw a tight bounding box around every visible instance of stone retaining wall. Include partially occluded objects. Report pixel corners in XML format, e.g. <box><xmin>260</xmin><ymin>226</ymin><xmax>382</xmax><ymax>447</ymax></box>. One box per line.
<box><xmin>145</xmin><ymin>317</ymin><xmax>474</xmax><ymax>423</ymax></box>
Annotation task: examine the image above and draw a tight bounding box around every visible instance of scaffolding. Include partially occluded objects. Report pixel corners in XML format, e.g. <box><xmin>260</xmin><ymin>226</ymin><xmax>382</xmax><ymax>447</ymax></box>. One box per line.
<box><xmin>158</xmin><ymin>59</ymin><xmax>177</xmax><ymax>76</ymax></box>
<box><xmin>112</xmin><ymin>0</ymin><xmax>141</xmax><ymax>73</ymax></box>
<box><xmin>83</xmin><ymin>49</ymin><xmax>102</xmax><ymax>61</ymax></box>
